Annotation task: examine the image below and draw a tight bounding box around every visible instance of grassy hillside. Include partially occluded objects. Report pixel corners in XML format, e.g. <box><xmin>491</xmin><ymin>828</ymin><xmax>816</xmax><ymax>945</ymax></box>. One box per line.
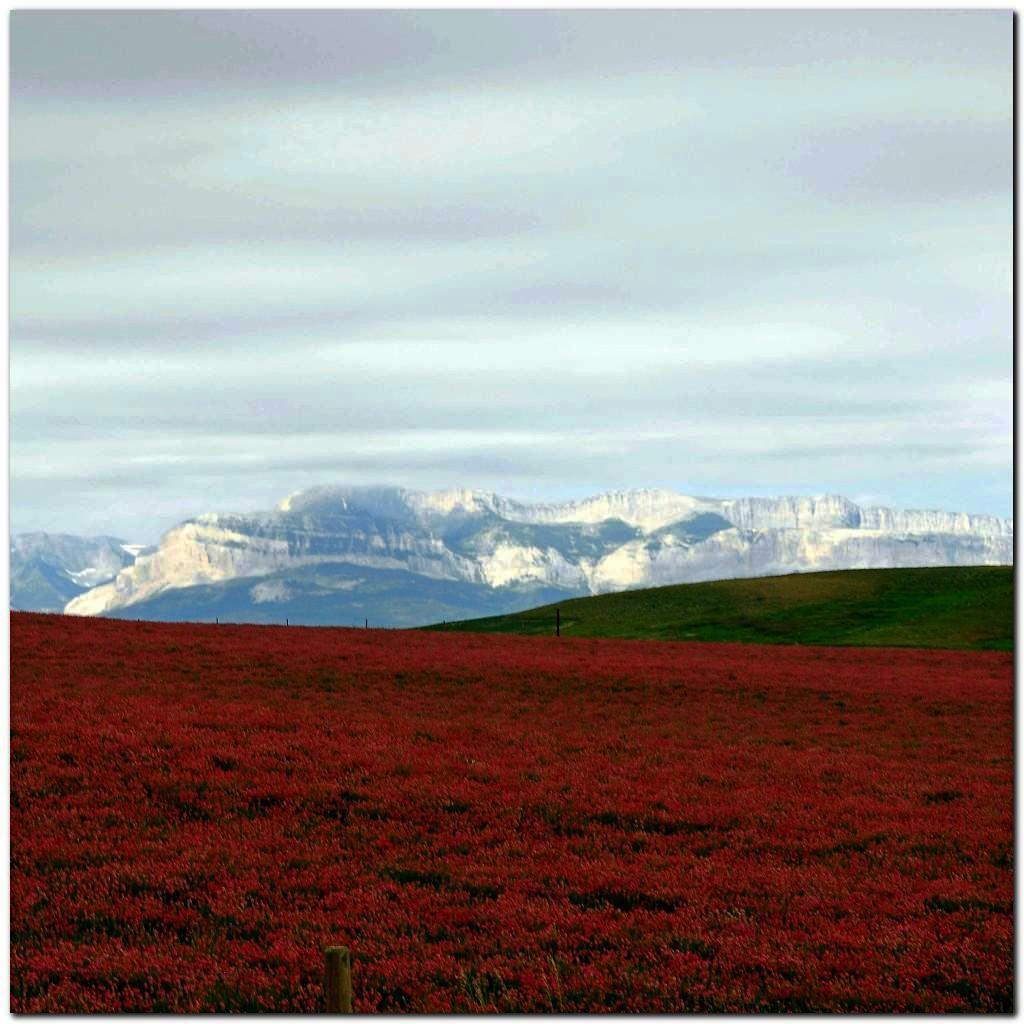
<box><xmin>425</xmin><ymin>566</ymin><xmax>1013</xmax><ymax>650</ymax></box>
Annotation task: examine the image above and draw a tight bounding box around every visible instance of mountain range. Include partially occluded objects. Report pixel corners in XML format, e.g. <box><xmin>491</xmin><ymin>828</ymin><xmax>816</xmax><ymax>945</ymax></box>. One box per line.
<box><xmin>10</xmin><ymin>485</ymin><xmax>1013</xmax><ymax>626</ymax></box>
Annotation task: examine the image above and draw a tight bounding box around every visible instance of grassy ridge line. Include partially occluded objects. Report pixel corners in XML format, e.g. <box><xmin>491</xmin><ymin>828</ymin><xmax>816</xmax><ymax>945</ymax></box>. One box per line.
<box><xmin>424</xmin><ymin>566</ymin><xmax>1013</xmax><ymax>651</ymax></box>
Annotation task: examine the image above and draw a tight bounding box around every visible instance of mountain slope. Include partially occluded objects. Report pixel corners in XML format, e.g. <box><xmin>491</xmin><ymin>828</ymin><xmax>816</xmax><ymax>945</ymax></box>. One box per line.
<box><xmin>425</xmin><ymin>566</ymin><xmax>1014</xmax><ymax>651</ymax></box>
<box><xmin>103</xmin><ymin>562</ymin><xmax>578</xmax><ymax>628</ymax></box>
<box><xmin>61</xmin><ymin>485</ymin><xmax>1012</xmax><ymax>624</ymax></box>
<box><xmin>10</xmin><ymin>533</ymin><xmax>144</xmax><ymax>612</ymax></box>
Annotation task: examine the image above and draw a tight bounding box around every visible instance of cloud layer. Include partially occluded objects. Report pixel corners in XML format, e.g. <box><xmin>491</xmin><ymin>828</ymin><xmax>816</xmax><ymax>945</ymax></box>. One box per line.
<box><xmin>11</xmin><ymin>11</ymin><xmax>1012</xmax><ymax>541</ymax></box>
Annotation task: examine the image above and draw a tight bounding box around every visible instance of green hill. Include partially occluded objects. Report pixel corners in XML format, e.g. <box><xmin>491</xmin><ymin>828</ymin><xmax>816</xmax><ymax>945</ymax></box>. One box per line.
<box><xmin>425</xmin><ymin>566</ymin><xmax>1013</xmax><ymax>650</ymax></box>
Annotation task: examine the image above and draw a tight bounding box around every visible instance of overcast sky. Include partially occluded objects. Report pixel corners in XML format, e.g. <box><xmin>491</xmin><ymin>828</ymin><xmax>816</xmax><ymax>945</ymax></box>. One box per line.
<box><xmin>11</xmin><ymin>10</ymin><xmax>1012</xmax><ymax>542</ymax></box>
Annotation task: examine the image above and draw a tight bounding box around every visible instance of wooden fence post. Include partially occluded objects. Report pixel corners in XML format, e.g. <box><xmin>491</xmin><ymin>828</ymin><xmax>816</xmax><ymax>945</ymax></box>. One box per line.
<box><xmin>556</xmin><ymin>607</ymin><xmax>560</xmax><ymax>637</ymax></box>
<box><xmin>324</xmin><ymin>946</ymin><xmax>352</xmax><ymax>1013</ymax></box>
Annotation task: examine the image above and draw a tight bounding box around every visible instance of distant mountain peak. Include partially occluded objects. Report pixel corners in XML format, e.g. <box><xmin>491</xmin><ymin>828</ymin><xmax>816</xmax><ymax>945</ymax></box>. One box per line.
<box><xmin>10</xmin><ymin>533</ymin><xmax>143</xmax><ymax>613</ymax></box>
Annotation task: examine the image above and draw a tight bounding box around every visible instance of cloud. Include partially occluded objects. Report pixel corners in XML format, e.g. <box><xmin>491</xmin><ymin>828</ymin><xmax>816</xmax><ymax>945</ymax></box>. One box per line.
<box><xmin>10</xmin><ymin>10</ymin><xmax>1012</xmax><ymax>538</ymax></box>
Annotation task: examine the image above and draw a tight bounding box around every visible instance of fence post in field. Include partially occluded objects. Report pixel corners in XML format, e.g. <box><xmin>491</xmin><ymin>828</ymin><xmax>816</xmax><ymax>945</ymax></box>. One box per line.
<box><xmin>556</xmin><ymin>607</ymin><xmax>560</xmax><ymax>637</ymax></box>
<box><xmin>324</xmin><ymin>946</ymin><xmax>353</xmax><ymax>1013</ymax></box>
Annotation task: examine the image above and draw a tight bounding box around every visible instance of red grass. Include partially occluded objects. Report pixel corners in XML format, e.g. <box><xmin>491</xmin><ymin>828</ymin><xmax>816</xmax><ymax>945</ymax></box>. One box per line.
<box><xmin>10</xmin><ymin>612</ymin><xmax>1013</xmax><ymax>1011</ymax></box>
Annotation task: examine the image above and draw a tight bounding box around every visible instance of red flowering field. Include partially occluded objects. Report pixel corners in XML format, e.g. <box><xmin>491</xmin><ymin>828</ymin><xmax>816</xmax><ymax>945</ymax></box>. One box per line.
<box><xmin>10</xmin><ymin>612</ymin><xmax>1013</xmax><ymax>1012</ymax></box>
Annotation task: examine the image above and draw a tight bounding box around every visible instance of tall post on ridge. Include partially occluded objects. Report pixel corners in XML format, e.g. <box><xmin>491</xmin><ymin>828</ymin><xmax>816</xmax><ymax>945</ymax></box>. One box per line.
<box><xmin>556</xmin><ymin>607</ymin><xmax>560</xmax><ymax>637</ymax></box>
<box><xmin>365</xmin><ymin>618</ymin><xmax>368</xmax><ymax>629</ymax></box>
<box><xmin>324</xmin><ymin>946</ymin><xmax>353</xmax><ymax>1013</ymax></box>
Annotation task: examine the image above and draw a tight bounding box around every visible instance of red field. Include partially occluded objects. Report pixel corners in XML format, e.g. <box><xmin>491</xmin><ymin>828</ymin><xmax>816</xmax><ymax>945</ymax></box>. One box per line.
<box><xmin>10</xmin><ymin>612</ymin><xmax>1013</xmax><ymax>1012</ymax></box>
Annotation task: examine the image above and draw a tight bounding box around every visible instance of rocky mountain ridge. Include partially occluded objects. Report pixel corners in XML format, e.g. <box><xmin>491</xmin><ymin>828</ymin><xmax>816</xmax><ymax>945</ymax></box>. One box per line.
<box><xmin>58</xmin><ymin>486</ymin><xmax>1013</xmax><ymax>621</ymax></box>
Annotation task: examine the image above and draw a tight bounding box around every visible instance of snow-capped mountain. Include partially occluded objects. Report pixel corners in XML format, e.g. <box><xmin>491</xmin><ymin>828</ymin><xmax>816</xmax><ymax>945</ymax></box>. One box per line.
<box><xmin>10</xmin><ymin>533</ymin><xmax>150</xmax><ymax>612</ymax></box>
<box><xmin>58</xmin><ymin>486</ymin><xmax>1012</xmax><ymax>622</ymax></box>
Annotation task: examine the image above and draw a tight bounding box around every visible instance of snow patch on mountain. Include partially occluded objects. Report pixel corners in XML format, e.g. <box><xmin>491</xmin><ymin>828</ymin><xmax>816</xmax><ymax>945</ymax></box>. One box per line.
<box><xmin>476</xmin><ymin>542</ymin><xmax>588</xmax><ymax>589</ymax></box>
<box><xmin>493</xmin><ymin>489</ymin><xmax>708</xmax><ymax>532</ymax></box>
<box><xmin>65</xmin><ymin>566</ymin><xmax>116</xmax><ymax>588</ymax></box>
<box><xmin>250</xmin><ymin>580</ymin><xmax>295</xmax><ymax>604</ymax></box>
